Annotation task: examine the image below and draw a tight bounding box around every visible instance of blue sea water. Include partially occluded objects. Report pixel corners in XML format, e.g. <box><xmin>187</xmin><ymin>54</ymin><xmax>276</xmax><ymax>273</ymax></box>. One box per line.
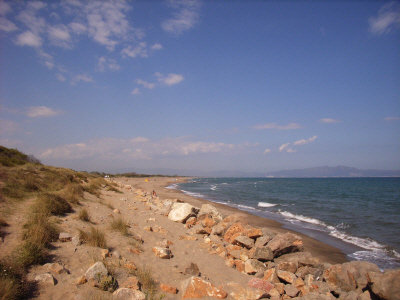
<box><xmin>168</xmin><ymin>177</ymin><xmax>400</xmax><ymax>269</ymax></box>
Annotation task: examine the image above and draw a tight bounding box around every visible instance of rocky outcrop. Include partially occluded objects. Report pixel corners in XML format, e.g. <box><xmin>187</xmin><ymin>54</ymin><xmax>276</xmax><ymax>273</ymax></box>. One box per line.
<box><xmin>266</xmin><ymin>233</ymin><xmax>304</xmax><ymax>257</ymax></box>
<box><xmin>368</xmin><ymin>269</ymin><xmax>400</xmax><ymax>300</ymax></box>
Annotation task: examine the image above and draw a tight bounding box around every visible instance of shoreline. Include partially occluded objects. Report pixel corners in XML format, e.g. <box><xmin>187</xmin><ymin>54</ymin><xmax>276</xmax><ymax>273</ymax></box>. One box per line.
<box><xmin>126</xmin><ymin>176</ymin><xmax>348</xmax><ymax>265</ymax></box>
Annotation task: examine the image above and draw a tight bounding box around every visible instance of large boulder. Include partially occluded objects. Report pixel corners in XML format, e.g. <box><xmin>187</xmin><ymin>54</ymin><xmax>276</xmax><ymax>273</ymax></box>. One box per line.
<box><xmin>227</xmin><ymin>282</ymin><xmax>267</xmax><ymax>300</ymax></box>
<box><xmin>266</xmin><ymin>232</ymin><xmax>303</xmax><ymax>257</ymax></box>
<box><xmin>252</xmin><ymin>247</ymin><xmax>274</xmax><ymax>262</ymax></box>
<box><xmin>198</xmin><ymin>204</ymin><xmax>222</xmax><ymax>221</ymax></box>
<box><xmin>168</xmin><ymin>203</ymin><xmax>197</xmax><ymax>223</ymax></box>
<box><xmin>224</xmin><ymin>222</ymin><xmax>246</xmax><ymax>243</ymax></box>
<box><xmin>276</xmin><ymin>270</ymin><xmax>297</xmax><ymax>284</ymax></box>
<box><xmin>233</xmin><ymin>235</ymin><xmax>255</xmax><ymax>249</ymax></box>
<box><xmin>244</xmin><ymin>259</ymin><xmax>267</xmax><ymax>275</ymax></box>
<box><xmin>368</xmin><ymin>269</ymin><xmax>400</xmax><ymax>300</ymax></box>
<box><xmin>323</xmin><ymin>261</ymin><xmax>380</xmax><ymax>293</ymax></box>
<box><xmin>113</xmin><ymin>288</ymin><xmax>146</xmax><ymax>300</ymax></box>
<box><xmin>85</xmin><ymin>261</ymin><xmax>108</xmax><ymax>281</ymax></box>
<box><xmin>274</xmin><ymin>252</ymin><xmax>319</xmax><ymax>267</ymax></box>
<box><xmin>181</xmin><ymin>276</ymin><xmax>227</xmax><ymax>299</ymax></box>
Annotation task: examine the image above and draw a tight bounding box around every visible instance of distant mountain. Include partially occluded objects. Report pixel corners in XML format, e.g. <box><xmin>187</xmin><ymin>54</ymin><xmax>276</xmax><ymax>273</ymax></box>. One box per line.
<box><xmin>265</xmin><ymin>166</ymin><xmax>400</xmax><ymax>178</ymax></box>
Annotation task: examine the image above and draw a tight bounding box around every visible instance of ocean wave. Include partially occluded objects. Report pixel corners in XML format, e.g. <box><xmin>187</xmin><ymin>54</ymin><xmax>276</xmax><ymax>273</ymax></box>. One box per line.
<box><xmin>166</xmin><ymin>184</ymin><xmax>178</xmax><ymax>190</ymax></box>
<box><xmin>210</xmin><ymin>185</ymin><xmax>217</xmax><ymax>191</ymax></box>
<box><xmin>258</xmin><ymin>202</ymin><xmax>277</xmax><ymax>208</ymax></box>
<box><xmin>181</xmin><ymin>190</ymin><xmax>205</xmax><ymax>198</ymax></box>
<box><xmin>279</xmin><ymin>210</ymin><xmax>327</xmax><ymax>226</ymax></box>
<box><xmin>237</xmin><ymin>204</ymin><xmax>256</xmax><ymax>210</ymax></box>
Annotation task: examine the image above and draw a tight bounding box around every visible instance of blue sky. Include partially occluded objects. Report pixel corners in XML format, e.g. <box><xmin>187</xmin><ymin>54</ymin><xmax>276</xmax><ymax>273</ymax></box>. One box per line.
<box><xmin>0</xmin><ymin>0</ymin><xmax>399</xmax><ymax>174</ymax></box>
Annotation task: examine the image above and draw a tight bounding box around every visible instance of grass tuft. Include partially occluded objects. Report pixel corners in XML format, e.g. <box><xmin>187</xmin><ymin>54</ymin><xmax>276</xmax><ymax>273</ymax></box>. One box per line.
<box><xmin>32</xmin><ymin>193</ymin><xmax>72</xmax><ymax>216</ymax></box>
<box><xmin>0</xmin><ymin>260</ymin><xmax>36</xmax><ymax>299</ymax></box>
<box><xmin>110</xmin><ymin>217</ymin><xmax>129</xmax><ymax>236</ymax></box>
<box><xmin>15</xmin><ymin>241</ymin><xmax>48</xmax><ymax>268</ymax></box>
<box><xmin>78</xmin><ymin>208</ymin><xmax>90</xmax><ymax>222</ymax></box>
<box><xmin>135</xmin><ymin>266</ymin><xmax>161</xmax><ymax>300</ymax></box>
<box><xmin>23</xmin><ymin>212</ymin><xmax>58</xmax><ymax>247</ymax></box>
<box><xmin>79</xmin><ymin>227</ymin><xmax>107</xmax><ymax>248</ymax></box>
<box><xmin>60</xmin><ymin>183</ymin><xmax>84</xmax><ymax>205</ymax></box>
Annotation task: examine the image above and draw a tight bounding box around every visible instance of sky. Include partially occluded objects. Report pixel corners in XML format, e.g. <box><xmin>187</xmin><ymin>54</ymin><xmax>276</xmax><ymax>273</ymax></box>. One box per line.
<box><xmin>0</xmin><ymin>0</ymin><xmax>399</xmax><ymax>175</ymax></box>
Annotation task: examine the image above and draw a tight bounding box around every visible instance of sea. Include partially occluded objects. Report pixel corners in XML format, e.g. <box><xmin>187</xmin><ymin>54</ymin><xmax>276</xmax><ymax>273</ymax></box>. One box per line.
<box><xmin>167</xmin><ymin>177</ymin><xmax>400</xmax><ymax>270</ymax></box>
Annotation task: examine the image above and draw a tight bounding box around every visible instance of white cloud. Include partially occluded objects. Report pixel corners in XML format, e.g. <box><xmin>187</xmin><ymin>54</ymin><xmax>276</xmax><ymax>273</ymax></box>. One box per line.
<box><xmin>286</xmin><ymin>148</ymin><xmax>297</xmax><ymax>153</ymax></box>
<box><xmin>263</xmin><ymin>148</ymin><xmax>271</xmax><ymax>154</ymax></box>
<box><xmin>293</xmin><ymin>136</ymin><xmax>318</xmax><ymax>146</ymax></box>
<box><xmin>162</xmin><ymin>0</ymin><xmax>201</xmax><ymax>35</ymax></box>
<box><xmin>319</xmin><ymin>118</ymin><xmax>341</xmax><ymax>123</ymax></box>
<box><xmin>0</xmin><ymin>1</ymin><xmax>12</xmax><ymax>15</ymax></box>
<box><xmin>56</xmin><ymin>73</ymin><xmax>66</xmax><ymax>82</ymax></box>
<box><xmin>72</xmin><ymin>74</ymin><xmax>94</xmax><ymax>84</ymax></box>
<box><xmin>136</xmin><ymin>79</ymin><xmax>155</xmax><ymax>89</ymax></box>
<box><xmin>253</xmin><ymin>122</ymin><xmax>301</xmax><ymax>130</ymax></box>
<box><xmin>48</xmin><ymin>25</ymin><xmax>71</xmax><ymax>47</ymax></box>
<box><xmin>69</xmin><ymin>22</ymin><xmax>86</xmax><ymax>35</ymax></box>
<box><xmin>151</xmin><ymin>43</ymin><xmax>163</xmax><ymax>50</ymax></box>
<box><xmin>384</xmin><ymin>116</ymin><xmax>400</xmax><ymax>121</ymax></box>
<box><xmin>369</xmin><ymin>2</ymin><xmax>400</xmax><ymax>35</ymax></box>
<box><xmin>121</xmin><ymin>42</ymin><xmax>148</xmax><ymax>58</ymax></box>
<box><xmin>155</xmin><ymin>72</ymin><xmax>184</xmax><ymax>86</ymax></box>
<box><xmin>279</xmin><ymin>143</ymin><xmax>290</xmax><ymax>152</ymax></box>
<box><xmin>26</xmin><ymin>106</ymin><xmax>61</xmax><ymax>118</ymax></box>
<box><xmin>39</xmin><ymin>137</ymin><xmax>237</xmax><ymax>161</ymax></box>
<box><xmin>0</xmin><ymin>17</ymin><xmax>17</xmax><ymax>32</ymax></box>
<box><xmin>131</xmin><ymin>88</ymin><xmax>140</xmax><ymax>95</ymax></box>
<box><xmin>98</xmin><ymin>56</ymin><xmax>120</xmax><ymax>72</ymax></box>
<box><xmin>15</xmin><ymin>30</ymin><xmax>42</xmax><ymax>47</ymax></box>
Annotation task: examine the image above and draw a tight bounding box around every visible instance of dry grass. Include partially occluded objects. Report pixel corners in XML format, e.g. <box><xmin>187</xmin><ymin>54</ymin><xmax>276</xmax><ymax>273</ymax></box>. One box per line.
<box><xmin>60</xmin><ymin>183</ymin><xmax>84</xmax><ymax>205</ymax></box>
<box><xmin>79</xmin><ymin>290</ymin><xmax>112</xmax><ymax>300</ymax></box>
<box><xmin>0</xmin><ymin>260</ymin><xmax>36</xmax><ymax>300</ymax></box>
<box><xmin>134</xmin><ymin>266</ymin><xmax>161</xmax><ymax>300</ymax></box>
<box><xmin>78</xmin><ymin>227</ymin><xmax>107</xmax><ymax>248</ymax></box>
<box><xmin>31</xmin><ymin>193</ymin><xmax>72</xmax><ymax>216</ymax></box>
<box><xmin>78</xmin><ymin>208</ymin><xmax>90</xmax><ymax>222</ymax></box>
<box><xmin>110</xmin><ymin>217</ymin><xmax>129</xmax><ymax>236</ymax></box>
<box><xmin>15</xmin><ymin>241</ymin><xmax>48</xmax><ymax>268</ymax></box>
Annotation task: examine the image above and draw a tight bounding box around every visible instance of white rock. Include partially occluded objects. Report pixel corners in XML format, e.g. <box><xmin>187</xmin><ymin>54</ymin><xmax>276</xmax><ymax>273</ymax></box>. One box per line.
<box><xmin>59</xmin><ymin>232</ymin><xmax>72</xmax><ymax>242</ymax></box>
<box><xmin>85</xmin><ymin>261</ymin><xmax>108</xmax><ymax>280</ymax></box>
<box><xmin>198</xmin><ymin>204</ymin><xmax>222</xmax><ymax>221</ymax></box>
<box><xmin>113</xmin><ymin>288</ymin><xmax>146</xmax><ymax>300</ymax></box>
<box><xmin>35</xmin><ymin>273</ymin><xmax>56</xmax><ymax>285</ymax></box>
<box><xmin>168</xmin><ymin>203</ymin><xmax>197</xmax><ymax>223</ymax></box>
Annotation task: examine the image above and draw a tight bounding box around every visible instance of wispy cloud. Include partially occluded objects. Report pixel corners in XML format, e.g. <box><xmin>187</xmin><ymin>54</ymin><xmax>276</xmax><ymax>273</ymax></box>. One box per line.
<box><xmin>162</xmin><ymin>0</ymin><xmax>201</xmax><ymax>35</ymax></box>
<box><xmin>253</xmin><ymin>122</ymin><xmax>301</xmax><ymax>130</ymax></box>
<box><xmin>151</xmin><ymin>43</ymin><xmax>163</xmax><ymax>50</ymax></box>
<box><xmin>136</xmin><ymin>79</ymin><xmax>155</xmax><ymax>89</ymax></box>
<box><xmin>384</xmin><ymin>116</ymin><xmax>400</xmax><ymax>121</ymax></box>
<box><xmin>56</xmin><ymin>73</ymin><xmax>66</xmax><ymax>82</ymax></box>
<box><xmin>131</xmin><ymin>88</ymin><xmax>140</xmax><ymax>95</ymax></box>
<box><xmin>263</xmin><ymin>148</ymin><xmax>271</xmax><ymax>154</ymax></box>
<box><xmin>26</xmin><ymin>106</ymin><xmax>61</xmax><ymax>118</ymax></box>
<box><xmin>155</xmin><ymin>72</ymin><xmax>184</xmax><ymax>86</ymax></box>
<box><xmin>72</xmin><ymin>74</ymin><xmax>94</xmax><ymax>84</ymax></box>
<box><xmin>15</xmin><ymin>30</ymin><xmax>42</xmax><ymax>47</ymax></box>
<box><xmin>279</xmin><ymin>143</ymin><xmax>290</xmax><ymax>152</ymax></box>
<box><xmin>48</xmin><ymin>25</ymin><xmax>72</xmax><ymax>48</ymax></box>
<box><xmin>121</xmin><ymin>42</ymin><xmax>148</xmax><ymax>58</ymax></box>
<box><xmin>97</xmin><ymin>56</ymin><xmax>120</xmax><ymax>72</ymax></box>
<box><xmin>319</xmin><ymin>118</ymin><xmax>341</xmax><ymax>123</ymax></box>
<box><xmin>293</xmin><ymin>135</ymin><xmax>317</xmax><ymax>146</ymax></box>
<box><xmin>0</xmin><ymin>1</ymin><xmax>17</xmax><ymax>32</ymax></box>
<box><xmin>369</xmin><ymin>2</ymin><xmax>400</xmax><ymax>35</ymax></box>
<box><xmin>39</xmin><ymin>137</ymin><xmax>238</xmax><ymax>161</ymax></box>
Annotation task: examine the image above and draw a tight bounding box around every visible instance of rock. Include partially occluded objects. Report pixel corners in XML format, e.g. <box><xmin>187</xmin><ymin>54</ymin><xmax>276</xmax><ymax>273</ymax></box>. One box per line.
<box><xmin>266</xmin><ymin>233</ymin><xmax>303</xmax><ymax>257</ymax></box>
<box><xmin>234</xmin><ymin>260</ymin><xmax>245</xmax><ymax>272</ymax></box>
<box><xmin>323</xmin><ymin>261</ymin><xmax>380</xmax><ymax>293</ymax></box>
<box><xmin>227</xmin><ymin>281</ymin><xmax>267</xmax><ymax>300</ymax></box>
<box><xmin>248</xmin><ymin>278</ymin><xmax>275</xmax><ymax>293</ymax></box>
<box><xmin>275</xmin><ymin>252</ymin><xmax>320</xmax><ymax>267</ymax></box>
<box><xmin>184</xmin><ymin>263</ymin><xmax>201</xmax><ymax>276</ymax></box>
<box><xmin>120</xmin><ymin>276</ymin><xmax>140</xmax><ymax>290</ymax></box>
<box><xmin>276</xmin><ymin>270</ymin><xmax>296</xmax><ymax>284</ymax></box>
<box><xmin>190</xmin><ymin>223</ymin><xmax>212</xmax><ymax>235</ymax></box>
<box><xmin>59</xmin><ymin>232</ymin><xmax>72</xmax><ymax>242</ymax></box>
<box><xmin>181</xmin><ymin>276</ymin><xmax>227</xmax><ymax>299</ymax></box>
<box><xmin>152</xmin><ymin>247</ymin><xmax>172</xmax><ymax>259</ymax></box>
<box><xmin>186</xmin><ymin>216</ymin><xmax>197</xmax><ymax>227</ymax></box>
<box><xmin>245</xmin><ymin>259</ymin><xmax>267</xmax><ymax>275</ymax></box>
<box><xmin>113</xmin><ymin>208</ymin><xmax>120</xmax><ymax>214</ymax></box>
<box><xmin>296</xmin><ymin>266</ymin><xmax>322</xmax><ymax>279</ymax></box>
<box><xmin>276</xmin><ymin>261</ymin><xmax>298</xmax><ymax>274</ymax></box>
<box><xmin>85</xmin><ymin>261</ymin><xmax>108</xmax><ymax>281</ymax></box>
<box><xmin>245</xmin><ymin>227</ymin><xmax>263</xmax><ymax>239</ymax></box>
<box><xmin>35</xmin><ymin>273</ymin><xmax>56</xmax><ymax>285</ymax></box>
<box><xmin>252</xmin><ymin>247</ymin><xmax>274</xmax><ymax>262</ymax></box>
<box><xmin>224</xmin><ymin>222</ymin><xmax>246</xmax><ymax>243</ymax></box>
<box><xmin>267</xmin><ymin>288</ymin><xmax>281</xmax><ymax>298</ymax></box>
<box><xmin>44</xmin><ymin>262</ymin><xmax>67</xmax><ymax>274</ymax></box>
<box><xmin>200</xmin><ymin>214</ymin><xmax>217</xmax><ymax>228</ymax></box>
<box><xmin>124</xmin><ymin>262</ymin><xmax>137</xmax><ymax>271</ymax></box>
<box><xmin>285</xmin><ymin>284</ymin><xmax>299</xmax><ymax>297</ymax></box>
<box><xmin>296</xmin><ymin>294</ymin><xmax>336</xmax><ymax>300</ymax></box>
<box><xmin>76</xmin><ymin>275</ymin><xmax>87</xmax><ymax>285</ymax></box>
<box><xmin>255</xmin><ymin>235</ymin><xmax>274</xmax><ymax>248</ymax></box>
<box><xmin>101</xmin><ymin>248</ymin><xmax>110</xmax><ymax>259</ymax></box>
<box><xmin>168</xmin><ymin>203</ymin><xmax>197</xmax><ymax>223</ymax></box>
<box><xmin>357</xmin><ymin>290</ymin><xmax>371</xmax><ymax>300</ymax></box>
<box><xmin>275</xmin><ymin>282</ymin><xmax>285</xmax><ymax>295</ymax></box>
<box><xmin>157</xmin><ymin>239</ymin><xmax>173</xmax><ymax>248</ymax></box>
<box><xmin>263</xmin><ymin>268</ymin><xmax>280</xmax><ymax>283</ymax></box>
<box><xmin>198</xmin><ymin>204</ymin><xmax>222</xmax><ymax>221</ymax></box>
<box><xmin>368</xmin><ymin>269</ymin><xmax>400</xmax><ymax>300</ymax></box>
<box><xmin>72</xmin><ymin>235</ymin><xmax>82</xmax><ymax>246</ymax></box>
<box><xmin>160</xmin><ymin>283</ymin><xmax>178</xmax><ymax>294</ymax></box>
<box><xmin>113</xmin><ymin>288</ymin><xmax>146</xmax><ymax>300</ymax></box>
<box><xmin>211</xmin><ymin>223</ymin><xmax>226</xmax><ymax>236</ymax></box>
<box><xmin>233</xmin><ymin>235</ymin><xmax>255</xmax><ymax>249</ymax></box>
<box><xmin>340</xmin><ymin>291</ymin><xmax>359</xmax><ymax>300</ymax></box>
<box><xmin>112</xmin><ymin>250</ymin><xmax>121</xmax><ymax>259</ymax></box>
<box><xmin>304</xmin><ymin>274</ymin><xmax>314</xmax><ymax>286</ymax></box>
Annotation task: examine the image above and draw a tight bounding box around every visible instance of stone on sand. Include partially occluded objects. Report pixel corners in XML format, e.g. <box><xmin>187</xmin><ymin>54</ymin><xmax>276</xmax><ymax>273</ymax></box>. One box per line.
<box><xmin>168</xmin><ymin>203</ymin><xmax>197</xmax><ymax>223</ymax></box>
<box><xmin>152</xmin><ymin>246</ymin><xmax>172</xmax><ymax>259</ymax></box>
<box><xmin>85</xmin><ymin>261</ymin><xmax>108</xmax><ymax>281</ymax></box>
<box><xmin>181</xmin><ymin>276</ymin><xmax>227</xmax><ymax>299</ymax></box>
<box><xmin>35</xmin><ymin>273</ymin><xmax>56</xmax><ymax>285</ymax></box>
<box><xmin>113</xmin><ymin>288</ymin><xmax>146</xmax><ymax>300</ymax></box>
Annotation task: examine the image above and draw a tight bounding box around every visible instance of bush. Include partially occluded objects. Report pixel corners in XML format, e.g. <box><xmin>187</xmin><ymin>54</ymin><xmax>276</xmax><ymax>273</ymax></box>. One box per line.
<box><xmin>33</xmin><ymin>193</ymin><xmax>72</xmax><ymax>216</ymax></box>
<box><xmin>79</xmin><ymin>227</ymin><xmax>107</xmax><ymax>248</ymax></box>
<box><xmin>15</xmin><ymin>241</ymin><xmax>47</xmax><ymax>268</ymax></box>
<box><xmin>61</xmin><ymin>183</ymin><xmax>84</xmax><ymax>205</ymax></box>
<box><xmin>110</xmin><ymin>217</ymin><xmax>129</xmax><ymax>236</ymax></box>
<box><xmin>23</xmin><ymin>213</ymin><xmax>58</xmax><ymax>247</ymax></box>
<box><xmin>78</xmin><ymin>208</ymin><xmax>90</xmax><ymax>222</ymax></box>
<box><xmin>0</xmin><ymin>260</ymin><xmax>36</xmax><ymax>300</ymax></box>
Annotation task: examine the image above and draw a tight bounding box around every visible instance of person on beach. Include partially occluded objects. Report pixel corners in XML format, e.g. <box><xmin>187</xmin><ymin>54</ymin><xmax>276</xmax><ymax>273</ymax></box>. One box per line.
<box><xmin>152</xmin><ymin>190</ymin><xmax>157</xmax><ymax>198</ymax></box>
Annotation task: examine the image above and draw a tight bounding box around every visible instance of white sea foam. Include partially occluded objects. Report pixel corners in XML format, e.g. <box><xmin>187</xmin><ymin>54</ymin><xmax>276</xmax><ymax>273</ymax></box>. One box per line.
<box><xmin>181</xmin><ymin>190</ymin><xmax>205</xmax><ymax>198</ymax></box>
<box><xmin>258</xmin><ymin>202</ymin><xmax>277</xmax><ymax>208</ymax></box>
<box><xmin>166</xmin><ymin>184</ymin><xmax>178</xmax><ymax>190</ymax></box>
<box><xmin>279</xmin><ymin>211</ymin><xmax>327</xmax><ymax>226</ymax></box>
<box><xmin>210</xmin><ymin>185</ymin><xmax>217</xmax><ymax>191</ymax></box>
<box><xmin>237</xmin><ymin>204</ymin><xmax>256</xmax><ymax>210</ymax></box>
